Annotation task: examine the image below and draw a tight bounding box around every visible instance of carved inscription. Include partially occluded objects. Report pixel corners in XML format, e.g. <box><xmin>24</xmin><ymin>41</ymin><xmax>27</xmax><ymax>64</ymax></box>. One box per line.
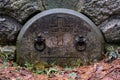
<box><xmin>42</xmin><ymin>14</ymin><xmax>91</xmax><ymax>48</ymax></box>
<box><xmin>49</xmin><ymin>16</ymin><xmax>74</xmax><ymax>33</ymax></box>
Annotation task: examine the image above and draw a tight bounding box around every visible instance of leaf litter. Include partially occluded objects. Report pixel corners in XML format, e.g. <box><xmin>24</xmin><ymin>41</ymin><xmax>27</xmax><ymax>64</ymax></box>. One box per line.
<box><xmin>0</xmin><ymin>58</ymin><xmax>120</xmax><ymax>80</ymax></box>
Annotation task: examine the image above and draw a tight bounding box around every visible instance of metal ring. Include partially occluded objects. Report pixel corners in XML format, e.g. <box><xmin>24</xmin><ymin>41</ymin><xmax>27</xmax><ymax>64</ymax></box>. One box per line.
<box><xmin>34</xmin><ymin>37</ymin><xmax>46</xmax><ymax>52</ymax></box>
<box><xmin>75</xmin><ymin>36</ymin><xmax>86</xmax><ymax>52</ymax></box>
<box><xmin>75</xmin><ymin>41</ymin><xmax>86</xmax><ymax>52</ymax></box>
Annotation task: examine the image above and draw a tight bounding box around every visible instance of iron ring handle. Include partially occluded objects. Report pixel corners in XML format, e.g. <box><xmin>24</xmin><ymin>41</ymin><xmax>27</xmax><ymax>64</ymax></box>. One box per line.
<box><xmin>34</xmin><ymin>36</ymin><xmax>46</xmax><ymax>52</ymax></box>
<box><xmin>75</xmin><ymin>36</ymin><xmax>86</xmax><ymax>52</ymax></box>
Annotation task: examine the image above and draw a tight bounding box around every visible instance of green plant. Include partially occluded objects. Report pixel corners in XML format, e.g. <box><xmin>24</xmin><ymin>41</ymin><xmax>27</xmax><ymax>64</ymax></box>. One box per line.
<box><xmin>105</xmin><ymin>46</ymin><xmax>120</xmax><ymax>62</ymax></box>
<box><xmin>69</xmin><ymin>72</ymin><xmax>77</xmax><ymax>79</ymax></box>
<box><xmin>33</xmin><ymin>67</ymin><xmax>59</xmax><ymax>75</ymax></box>
<box><xmin>74</xmin><ymin>59</ymin><xmax>82</xmax><ymax>66</ymax></box>
<box><xmin>0</xmin><ymin>62</ymin><xmax>9</xmax><ymax>69</ymax></box>
<box><xmin>45</xmin><ymin>67</ymin><xmax>58</xmax><ymax>75</ymax></box>
<box><xmin>13</xmin><ymin>62</ymin><xmax>18</xmax><ymax>66</ymax></box>
<box><xmin>64</xmin><ymin>66</ymin><xmax>72</xmax><ymax>71</ymax></box>
<box><xmin>107</xmin><ymin>46</ymin><xmax>115</xmax><ymax>52</ymax></box>
<box><xmin>24</xmin><ymin>62</ymin><xmax>34</xmax><ymax>70</ymax></box>
<box><xmin>0</xmin><ymin>52</ymin><xmax>11</xmax><ymax>61</ymax></box>
<box><xmin>33</xmin><ymin>69</ymin><xmax>45</xmax><ymax>75</ymax></box>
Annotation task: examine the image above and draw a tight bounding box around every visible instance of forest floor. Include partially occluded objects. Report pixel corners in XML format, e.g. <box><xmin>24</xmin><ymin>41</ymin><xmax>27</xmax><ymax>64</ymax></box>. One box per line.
<box><xmin>0</xmin><ymin>57</ymin><xmax>120</xmax><ymax>80</ymax></box>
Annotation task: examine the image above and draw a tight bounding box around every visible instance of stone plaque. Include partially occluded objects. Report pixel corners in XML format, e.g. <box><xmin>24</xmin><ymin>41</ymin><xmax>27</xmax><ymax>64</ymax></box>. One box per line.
<box><xmin>17</xmin><ymin>9</ymin><xmax>104</xmax><ymax>66</ymax></box>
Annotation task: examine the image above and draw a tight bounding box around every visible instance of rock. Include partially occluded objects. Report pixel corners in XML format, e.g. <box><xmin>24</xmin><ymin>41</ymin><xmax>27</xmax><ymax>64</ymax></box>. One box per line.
<box><xmin>0</xmin><ymin>0</ymin><xmax>120</xmax><ymax>25</ymax></box>
<box><xmin>0</xmin><ymin>0</ymin><xmax>84</xmax><ymax>24</ymax></box>
<box><xmin>82</xmin><ymin>0</ymin><xmax>120</xmax><ymax>25</ymax></box>
<box><xmin>0</xmin><ymin>0</ymin><xmax>44</xmax><ymax>23</ymax></box>
<box><xmin>0</xmin><ymin>0</ymin><xmax>9</xmax><ymax>7</ymax></box>
<box><xmin>0</xmin><ymin>0</ymin><xmax>44</xmax><ymax>44</ymax></box>
<box><xmin>0</xmin><ymin>45</ymin><xmax>16</xmax><ymax>60</ymax></box>
<box><xmin>0</xmin><ymin>15</ymin><xmax>22</xmax><ymax>45</ymax></box>
<box><xmin>0</xmin><ymin>45</ymin><xmax>16</xmax><ymax>53</ymax></box>
<box><xmin>42</xmin><ymin>0</ymin><xmax>84</xmax><ymax>12</ymax></box>
<box><xmin>99</xmin><ymin>16</ymin><xmax>120</xmax><ymax>43</ymax></box>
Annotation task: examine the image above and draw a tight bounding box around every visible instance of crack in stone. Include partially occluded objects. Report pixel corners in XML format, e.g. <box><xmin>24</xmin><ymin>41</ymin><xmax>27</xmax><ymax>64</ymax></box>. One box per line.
<box><xmin>41</xmin><ymin>0</ymin><xmax>46</xmax><ymax>10</ymax></box>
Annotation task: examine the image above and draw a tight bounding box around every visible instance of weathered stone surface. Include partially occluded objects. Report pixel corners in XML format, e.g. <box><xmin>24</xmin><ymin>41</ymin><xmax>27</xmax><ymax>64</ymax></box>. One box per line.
<box><xmin>99</xmin><ymin>16</ymin><xmax>120</xmax><ymax>43</ymax></box>
<box><xmin>0</xmin><ymin>0</ymin><xmax>44</xmax><ymax>45</ymax></box>
<box><xmin>0</xmin><ymin>0</ymin><xmax>120</xmax><ymax>25</ymax></box>
<box><xmin>17</xmin><ymin>9</ymin><xmax>104</xmax><ymax>66</ymax></box>
<box><xmin>42</xmin><ymin>0</ymin><xmax>84</xmax><ymax>12</ymax></box>
<box><xmin>0</xmin><ymin>0</ymin><xmax>44</xmax><ymax>23</ymax></box>
<box><xmin>0</xmin><ymin>0</ymin><xmax>84</xmax><ymax>45</ymax></box>
<box><xmin>82</xmin><ymin>0</ymin><xmax>120</xmax><ymax>25</ymax></box>
<box><xmin>40</xmin><ymin>0</ymin><xmax>120</xmax><ymax>26</ymax></box>
<box><xmin>0</xmin><ymin>15</ymin><xmax>22</xmax><ymax>45</ymax></box>
<box><xmin>0</xmin><ymin>0</ymin><xmax>84</xmax><ymax>24</ymax></box>
<box><xmin>0</xmin><ymin>45</ymin><xmax>16</xmax><ymax>53</ymax></box>
<box><xmin>0</xmin><ymin>45</ymin><xmax>16</xmax><ymax>60</ymax></box>
<box><xmin>0</xmin><ymin>0</ymin><xmax>120</xmax><ymax>45</ymax></box>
